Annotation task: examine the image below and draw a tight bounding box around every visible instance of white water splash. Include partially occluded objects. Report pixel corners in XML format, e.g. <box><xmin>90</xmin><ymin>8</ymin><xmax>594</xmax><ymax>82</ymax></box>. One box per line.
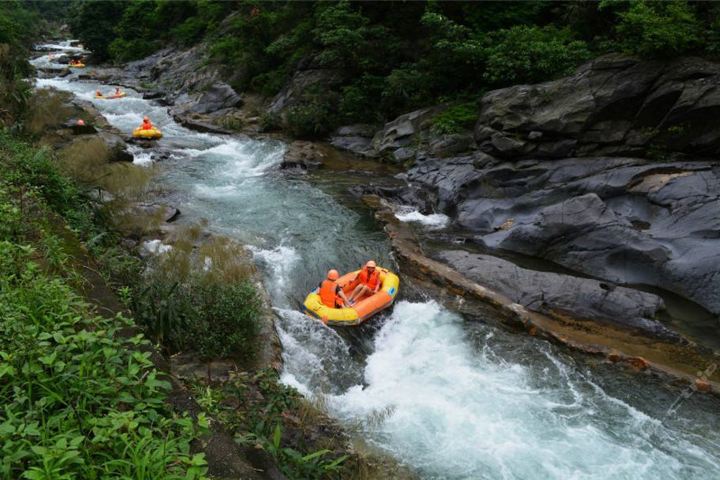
<box><xmin>395</xmin><ymin>206</ymin><xmax>450</xmax><ymax>230</ymax></box>
<box><xmin>322</xmin><ymin>301</ymin><xmax>717</xmax><ymax>479</ymax></box>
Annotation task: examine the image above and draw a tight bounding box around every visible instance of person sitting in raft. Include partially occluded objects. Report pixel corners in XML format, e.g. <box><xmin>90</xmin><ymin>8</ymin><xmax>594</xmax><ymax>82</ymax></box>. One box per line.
<box><xmin>95</xmin><ymin>89</ymin><xmax>103</xmax><ymax>97</ymax></box>
<box><xmin>347</xmin><ymin>260</ymin><xmax>383</xmax><ymax>305</ymax></box>
<box><xmin>319</xmin><ymin>269</ymin><xmax>352</xmax><ymax>308</ymax></box>
<box><xmin>114</xmin><ymin>87</ymin><xmax>123</xmax><ymax>96</ymax></box>
<box><xmin>140</xmin><ymin>116</ymin><xmax>154</xmax><ymax>130</ymax></box>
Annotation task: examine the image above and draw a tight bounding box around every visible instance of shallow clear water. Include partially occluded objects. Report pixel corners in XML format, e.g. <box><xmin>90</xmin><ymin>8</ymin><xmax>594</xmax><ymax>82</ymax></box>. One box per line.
<box><xmin>36</xmin><ymin>54</ymin><xmax>720</xmax><ymax>480</ymax></box>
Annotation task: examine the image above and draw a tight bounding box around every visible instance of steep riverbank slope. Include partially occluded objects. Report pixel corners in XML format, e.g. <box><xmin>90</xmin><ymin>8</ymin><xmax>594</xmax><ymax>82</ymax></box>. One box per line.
<box><xmin>74</xmin><ymin>42</ymin><xmax>720</xmax><ymax>388</ymax></box>
<box><xmin>357</xmin><ymin>55</ymin><xmax>720</xmax><ymax>345</ymax></box>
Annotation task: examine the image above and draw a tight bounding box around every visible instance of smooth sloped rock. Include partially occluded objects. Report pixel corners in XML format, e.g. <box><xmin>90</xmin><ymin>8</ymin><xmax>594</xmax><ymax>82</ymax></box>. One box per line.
<box><xmin>438</xmin><ymin>250</ymin><xmax>675</xmax><ymax>339</ymax></box>
<box><xmin>371</xmin><ymin>106</ymin><xmax>445</xmax><ymax>156</ymax></box>
<box><xmin>189</xmin><ymin>82</ymin><xmax>243</xmax><ymax>114</ymax></box>
<box><xmin>475</xmin><ymin>54</ymin><xmax>720</xmax><ymax>159</ymax></box>
<box><xmin>403</xmin><ymin>152</ymin><xmax>720</xmax><ymax>315</ymax></box>
<box><xmin>329</xmin><ymin>124</ymin><xmax>378</xmax><ymax>157</ymax></box>
<box><xmin>98</xmin><ymin>132</ymin><xmax>134</xmax><ymax>162</ymax></box>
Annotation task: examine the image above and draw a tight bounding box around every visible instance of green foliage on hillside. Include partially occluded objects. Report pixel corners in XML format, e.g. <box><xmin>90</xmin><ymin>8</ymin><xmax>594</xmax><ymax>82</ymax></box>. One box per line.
<box><xmin>0</xmin><ymin>1</ymin><xmax>39</xmax><ymax>126</ymax></box>
<box><xmin>63</xmin><ymin>0</ymin><xmax>720</xmax><ymax>131</ymax></box>
<box><xmin>0</xmin><ymin>131</ymin><xmax>209</xmax><ymax>479</ymax></box>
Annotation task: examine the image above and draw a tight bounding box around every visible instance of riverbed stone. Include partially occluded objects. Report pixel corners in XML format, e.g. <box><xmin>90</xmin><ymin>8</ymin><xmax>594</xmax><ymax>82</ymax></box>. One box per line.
<box><xmin>437</xmin><ymin>250</ymin><xmax>676</xmax><ymax>339</ymax></box>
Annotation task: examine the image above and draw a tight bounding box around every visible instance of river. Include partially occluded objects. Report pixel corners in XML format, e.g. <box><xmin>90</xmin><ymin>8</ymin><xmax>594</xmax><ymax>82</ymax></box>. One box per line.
<box><xmin>34</xmin><ymin>44</ymin><xmax>720</xmax><ymax>480</ymax></box>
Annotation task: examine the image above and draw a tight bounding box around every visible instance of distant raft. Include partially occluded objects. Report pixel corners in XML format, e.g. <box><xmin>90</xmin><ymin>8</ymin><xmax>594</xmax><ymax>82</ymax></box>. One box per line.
<box><xmin>69</xmin><ymin>62</ymin><xmax>85</xmax><ymax>68</ymax></box>
<box><xmin>132</xmin><ymin>127</ymin><xmax>163</xmax><ymax>140</ymax></box>
<box><xmin>303</xmin><ymin>267</ymin><xmax>399</xmax><ymax>326</ymax></box>
<box><xmin>96</xmin><ymin>92</ymin><xmax>126</xmax><ymax>99</ymax></box>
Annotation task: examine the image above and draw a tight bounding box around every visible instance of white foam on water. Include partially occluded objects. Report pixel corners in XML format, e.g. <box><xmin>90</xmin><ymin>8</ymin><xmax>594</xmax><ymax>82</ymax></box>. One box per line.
<box><xmin>248</xmin><ymin>245</ymin><xmax>300</xmax><ymax>293</ymax></box>
<box><xmin>276</xmin><ymin>308</ymin><xmax>360</xmax><ymax>394</ymax></box>
<box><xmin>185</xmin><ymin>138</ymin><xmax>284</xmax><ymax>178</ymax></box>
<box><xmin>194</xmin><ymin>184</ymin><xmax>238</xmax><ymax>198</ymax></box>
<box><xmin>320</xmin><ymin>300</ymin><xmax>712</xmax><ymax>479</ymax></box>
<box><xmin>131</xmin><ymin>150</ymin><xmax>154</xmax><ymax>167</ymax></box>
<box><xmin>395</xmin><ymin>206</ymin><xmax>450</xmax><ymax>229</ymax></box>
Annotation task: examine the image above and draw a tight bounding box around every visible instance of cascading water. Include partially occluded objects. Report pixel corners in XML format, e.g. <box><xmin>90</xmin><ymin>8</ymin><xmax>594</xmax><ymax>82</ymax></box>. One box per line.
<box><xmin>34</xmin><ymin>46</ymin><xmax>720</xmax><ymax>479</ymax></box>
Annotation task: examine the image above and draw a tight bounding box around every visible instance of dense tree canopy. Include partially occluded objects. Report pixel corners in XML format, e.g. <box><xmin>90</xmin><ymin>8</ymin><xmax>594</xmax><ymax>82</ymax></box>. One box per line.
<box><xmin>58</xmin><ymin>0</ymin><xmax>720</xmax><ymax>132</ymax></box>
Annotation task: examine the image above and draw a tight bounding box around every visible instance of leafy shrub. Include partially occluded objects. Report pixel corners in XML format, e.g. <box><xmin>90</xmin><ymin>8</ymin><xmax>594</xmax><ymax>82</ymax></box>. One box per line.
<box><xmin>186</xmin><ymin>281</ymin><xmax>261</xmax><ymax>361</ymax></box>
<box><xmin>260</xmin><ymin>111</ymin><xmax>282</xmax><ymax>132</ymax></box>
<box><xmin>0</xmin><ymin>242</ymin><xmax>208</xmax><ymax>480</ymax></box>
<box><xmin>432</xmin><ymin>102</ymin><xmax>479</xmax><ymax>135</ymax></box>
<box><xmin>484</xmin><ymin>25</ymin><xmax>591</xmax><ymax>86</ymax></box>
<box><xmin>250</xmin><ymin>67</ymin><xmax>291</xmax><ymax>98</ymax></box>
<box><xmin>22</xmin><ymin>88</ymin><xmax>74</xmax><ymax>136</ymax></box>
<box><xmin>108</xmin><ymin>37</ymin><xmax>161</xmax><ymax>63</ymax></box>
<box><xmin>285</xmin><ymin>100</ymin><xmax>336</xmax><ymax>139</ymax></box>
<box><xmin>339</xmin><ymin>74</ymin><xmax>384</xmax><ymax>123</ymax></box>
<box><xmin>610</xmin><ymin>0</ymin><xmax>702</xmax><ymax>58</ymax></box>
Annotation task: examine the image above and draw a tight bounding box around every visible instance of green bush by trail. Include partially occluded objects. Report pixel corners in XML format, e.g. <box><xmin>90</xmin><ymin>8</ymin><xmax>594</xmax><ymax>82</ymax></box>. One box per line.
<box><xmin>0</xmin><ymin>132</ymin><xmax>208</xmax><ymax>479</ymax></box>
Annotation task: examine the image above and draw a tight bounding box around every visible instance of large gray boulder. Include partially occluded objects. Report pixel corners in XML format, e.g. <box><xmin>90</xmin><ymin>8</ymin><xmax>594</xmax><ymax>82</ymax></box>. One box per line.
<box><xmin>475</xmin><ymin>54</ymin><xmax>720</xmax><ymax>159</ymax></box>
<box><xmin>371</xmin><ymin>106</ymin><xmax>446</xmax><ymax>158</ymax></box>
<box><xmin>438</xmin><ymin>250</ymin><xmax>674</xmax><ymax>339</ymax></box>
<box><xmin>329</xmin><ymin>124</ymin><xmax>378</xmax><ymax>157</ymax></box>
<box><xmin>404</xmin><ymin>154</ymin><xmax>720</xmax><ymax>315</ymax></box>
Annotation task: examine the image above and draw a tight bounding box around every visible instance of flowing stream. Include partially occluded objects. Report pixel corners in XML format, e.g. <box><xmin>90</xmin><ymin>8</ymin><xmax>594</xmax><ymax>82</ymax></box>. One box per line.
<box><xmin>34</xmin><ymin>46</ymin><xmax>720</xmax><ymax>480</ymax></box>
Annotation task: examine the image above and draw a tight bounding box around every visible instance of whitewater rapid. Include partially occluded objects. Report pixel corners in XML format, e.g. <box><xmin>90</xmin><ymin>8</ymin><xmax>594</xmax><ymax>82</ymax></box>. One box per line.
<box><xmin>33</xmin><ymin>48</ymin><xmax>720</xmax><ymax>480</ymax></box>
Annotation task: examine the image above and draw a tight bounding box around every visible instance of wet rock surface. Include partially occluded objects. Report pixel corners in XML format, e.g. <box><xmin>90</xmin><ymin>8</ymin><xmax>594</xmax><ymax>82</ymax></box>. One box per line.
<box><xmin>437</xmin><ymin>250</ymin><xmax>675</xmax><ymax>339</ymax></box>
<box><xmin>404</xmin><ymin>155</ymin><xmax>720</xmax><ymax>316</ymax></box>
<box><xmin>474</xmin><ymin>54</ymin><xmax>720</xmax><ymax>159</ymax></box>
<box><xmin>280</xmin><ymin>140</ymin><xmax>325</xmax><ymax>171</ymax></box>
<box><xmin>369</xmin><ymin>55</ymin><xmax>720</xmax><ymax>325</ymax></box>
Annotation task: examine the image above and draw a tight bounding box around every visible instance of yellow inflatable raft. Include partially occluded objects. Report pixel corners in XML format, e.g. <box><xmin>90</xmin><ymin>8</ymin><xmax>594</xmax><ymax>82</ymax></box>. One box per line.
<box><xmin>96</xmin><ymin>92</ymin><xmax>126</xmax><ymax>99</ymax></box>
<box><xmin>132</xmin><ymin>127</ymin><xmax>163</xmax><ymax>140</ymax></box>
<box><xmin>69</xmin><ymin>63</ymin><xmax>85</xmax><ymax>68</ymax></box>
<box><xmin>303</xmin><ymin>267</ymin><xmax>399</xmax><ymax>326</ymax></box>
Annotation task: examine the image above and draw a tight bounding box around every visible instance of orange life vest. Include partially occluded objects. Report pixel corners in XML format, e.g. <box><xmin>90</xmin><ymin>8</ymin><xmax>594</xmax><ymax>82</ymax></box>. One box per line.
<box><xmin>358</xmin><ymin>267</ymin><xmax>381</xmax><ymax>290</ymax></box>
<box><xmin>319</xmin><ymin>279</ymin><xmax>341</xmax><ymax>308</ymax></box>
<box><xmin>142</xmin><ymin>120</ymin><xmax>153</xmax><ymax>130</ymax></box>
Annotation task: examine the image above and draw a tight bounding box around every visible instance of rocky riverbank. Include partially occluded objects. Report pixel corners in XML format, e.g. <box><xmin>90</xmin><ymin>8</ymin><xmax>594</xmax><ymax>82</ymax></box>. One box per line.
<box><xmin>33</xmin><ymin>54</ymin><xmax>419</xmax><ymax>477</ymax></box>
<box><xmin>350</xmin><ymin>55</ymin><xmax>720</xmax><ymax>353</ymax></box>
<box><xmin>73</xmin><ymin>42</ymin><xmax>720</xmax><ymax>391</ymax></box>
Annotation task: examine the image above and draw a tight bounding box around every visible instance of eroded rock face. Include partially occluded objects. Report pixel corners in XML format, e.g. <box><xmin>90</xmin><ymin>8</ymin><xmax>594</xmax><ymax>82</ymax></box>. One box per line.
<box><xmin>404</xmin><ymin>154</ymin><xmax>720</xmax><ymax>315</ymax></box>
<box><xmin>329</xmin><ymin>124</ymin><xmax>377</xmax><ymax>157</ymax></box>
<box><xmin>384</xmin><ymin>55</ymin><xmax>720</xmax><ymax>318</ymax></box>
<box><xmin>438</xmin><ymin>250</ymin><xmax>675</xmax><ymax>339</ymax></box>
<box><xmin>371</xmin><ymin>105</ymin><xmax>446</xmax><ymax>160</ymax></box>
<box><xmin>475</xmin><ymin>54</ymin><xmax>720</xmax><ymax>159</ymax></box>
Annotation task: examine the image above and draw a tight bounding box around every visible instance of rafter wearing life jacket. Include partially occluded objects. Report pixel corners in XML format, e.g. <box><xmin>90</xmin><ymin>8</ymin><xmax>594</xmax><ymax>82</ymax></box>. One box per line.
<box><xmin>319</xmin><ymin>269</ymin><xmax>344</xmax><ymax>308</ymax></box>
<box><xmin>356</xmin><ymin>265</ymin><xmax>381</xmax><ymax>290</ymax></box>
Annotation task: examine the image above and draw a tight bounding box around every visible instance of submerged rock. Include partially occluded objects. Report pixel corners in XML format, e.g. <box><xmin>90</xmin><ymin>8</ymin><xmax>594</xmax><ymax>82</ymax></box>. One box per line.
<box><xmin>280</xmin><ymin>141</ymin><xmax>324</xmax><ymax>171</ymax></box>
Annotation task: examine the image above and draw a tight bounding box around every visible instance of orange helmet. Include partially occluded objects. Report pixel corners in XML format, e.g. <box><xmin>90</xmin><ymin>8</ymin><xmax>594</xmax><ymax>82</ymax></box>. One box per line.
<box><xmin>327</xmin><ymin>269</ymin><xmax>339</xmax><ymax>280</ymax></box>
<box><xmin>366</xmin><ymin>260</ymin><xmax>376</xmax><ymax>269</ymax></box>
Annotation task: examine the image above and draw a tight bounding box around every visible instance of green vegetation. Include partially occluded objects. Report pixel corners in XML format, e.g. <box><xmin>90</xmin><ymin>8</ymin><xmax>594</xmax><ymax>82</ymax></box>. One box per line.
<box><xmin>192</xmin><ymin>370</ymin><xmax>351</xmax><ymax>480</ymax></box>
<box><xmin>0</xmin><ymin>132</ymin><xmax>209</xmax><ymax>479</ymax></box>
<box><xmin>131</xmin><ymin>231</ymin><xmax>261</xmax><ymax>362</ymax></box>
<box><xmin>62</xmin><ymin>0</ymin><xmax>720</xmax><ymax>138</ymax></box>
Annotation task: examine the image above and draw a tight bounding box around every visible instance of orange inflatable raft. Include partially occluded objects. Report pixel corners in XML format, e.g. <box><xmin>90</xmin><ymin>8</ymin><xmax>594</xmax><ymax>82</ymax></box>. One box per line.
<box><xmin>303</xmin><ymin>267</ymin><xmax>399</xmax><ymax>326</ymax></box>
